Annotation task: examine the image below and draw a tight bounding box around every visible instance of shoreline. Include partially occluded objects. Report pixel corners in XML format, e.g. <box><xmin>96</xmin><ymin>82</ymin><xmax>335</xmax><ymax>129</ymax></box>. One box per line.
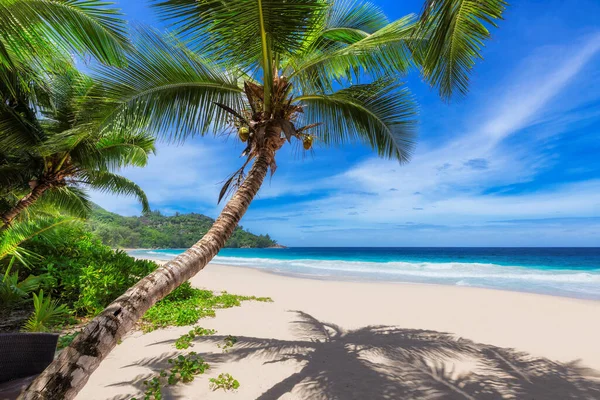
<box><xmin>137</xmin><ymin>254</ymin><xmax>600</xmax><ymax>302</ymax></box>
<box><xmin>78</xmin><ymin>261</ymin><xmax>600</xmax><ymax>399</ymax></box>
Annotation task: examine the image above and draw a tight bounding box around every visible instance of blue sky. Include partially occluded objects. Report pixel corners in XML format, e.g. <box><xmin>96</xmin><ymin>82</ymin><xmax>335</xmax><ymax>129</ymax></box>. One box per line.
<box><xmin>91</xmin><ymin>0</ymin><xmax>600</xmax><ymax>247</ymax></box>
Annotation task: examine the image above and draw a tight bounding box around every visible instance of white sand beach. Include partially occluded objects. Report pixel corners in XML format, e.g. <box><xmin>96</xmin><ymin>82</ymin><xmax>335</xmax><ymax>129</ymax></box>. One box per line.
<box><xmin>77</xmin><ymin>262</ymin><xmax>600</xmax><ymax>400</ymax></box>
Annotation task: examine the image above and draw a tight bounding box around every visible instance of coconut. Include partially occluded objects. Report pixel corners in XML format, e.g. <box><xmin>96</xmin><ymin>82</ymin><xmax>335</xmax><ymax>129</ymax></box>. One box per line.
<box><xmin>238</xmin><ymin>127</ymin><xmax>249</xmax><ymax>142</ymax></box>
<box><xmin>303</xmin><ymin>135</ymin><xmax>313</xmax><ymax>150</ymax></box>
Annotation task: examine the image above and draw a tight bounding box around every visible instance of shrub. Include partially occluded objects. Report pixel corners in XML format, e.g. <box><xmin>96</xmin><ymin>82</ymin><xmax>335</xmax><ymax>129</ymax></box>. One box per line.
<box><xmin>0</xmin><ymin>272</ymin><xmax>44</xmax><ymax>307</ymax></box>
<box><xmin>23</xmin><ymin>223</ymin><xmax>158</xmax><ymax>316</ymax></box>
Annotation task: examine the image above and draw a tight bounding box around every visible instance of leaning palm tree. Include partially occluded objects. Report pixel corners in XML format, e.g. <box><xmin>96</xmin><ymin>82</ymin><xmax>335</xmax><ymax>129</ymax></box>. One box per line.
<box><xmin>23</xmin><ymin>0</ymin><xmax>506</xmax><ymax>398</ymax></box>
<box><xmin>0</xmin><ymin>68</ymin><xmax>154</xmax><ymax>228</ymax></box>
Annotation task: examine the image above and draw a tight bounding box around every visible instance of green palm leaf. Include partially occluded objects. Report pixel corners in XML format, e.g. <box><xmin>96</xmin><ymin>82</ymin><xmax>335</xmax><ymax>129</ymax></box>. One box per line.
<box><xmin>0</xmin><ymin>106</ymin><xmax>44</xmax><ymax>148</ymax></box>
<box><xmin>304</xmin><ymin>0</ymin><xmax>389</xmax><ymax>49</ymax></box>
<box><xmin>152</xmin><ymin>0</ymin><xmax>327</xmax><ymax>66</ymax></box>
<box><xmin>0</xmin><ymin>159</ymin><xmax>40</xmax><ymax>191</ymax></box>
<box><xmin>0</xmin><ymin>215</ymin><xmax>75</xmax><ymax>262</ymax></box>
<box><xmin>93</xmin><ymin>26</ymin><xmax>244</xmax><ymax>141</ymax></box>
<box><xmin>288</xmin><ymin>15</ymin><xmax>418</xmax><ymax>93</ymax></box>
<box><xmin>36</xmin><ymin>186</ymin><xmax>92</xmax><ymax>219</ymax></box>
<box><xmin>414</xmin><ymin>0</ymin><xmax>507</xmax><ymax>99</ymax></box>
<box><xmin>295</xmin><ymin>78</ymin><xmax>418</xmax><ymax>162</ymax></box>
<box><xmin>152</xmin><ymin>0</ymin><xmax>328</xmax><ymax>111</ymax></box>
<box><xmin>95</xmin><ymin>131</ymin><xmax>156</xmax><ymax>169</ymax></box>
<box><xmin>80</xmin><ymin>170</ymin><xmax>150</xmax><ymax>213</ymax></box>
<box><xmin>0</xmin><ymin>0</ymin><xmax>129</xmax><ymax>67</ymax></box>
<box><xmin>325</xmin><ymin>0</ymin><xmax>388</xmax><ymax>33</ymax></box>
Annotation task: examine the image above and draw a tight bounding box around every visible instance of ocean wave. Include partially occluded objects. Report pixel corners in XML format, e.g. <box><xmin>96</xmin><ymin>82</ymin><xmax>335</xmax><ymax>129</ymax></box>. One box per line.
<box><xmin>212</xmin><ymin>256</ymin><xmax>600</xmax><ymax>284</ymax></box>
<box><xmin>129</xmin><ymin>250</ymin><xmax>600</xmax><ymax>299</ymax></box>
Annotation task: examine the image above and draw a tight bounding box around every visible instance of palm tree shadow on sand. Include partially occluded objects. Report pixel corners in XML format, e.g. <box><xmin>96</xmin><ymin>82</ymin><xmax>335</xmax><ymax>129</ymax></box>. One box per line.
<box><xmin>112</xmin><ymin>311</ymin><xmax>600</xmax><ymax>400</ymax></box>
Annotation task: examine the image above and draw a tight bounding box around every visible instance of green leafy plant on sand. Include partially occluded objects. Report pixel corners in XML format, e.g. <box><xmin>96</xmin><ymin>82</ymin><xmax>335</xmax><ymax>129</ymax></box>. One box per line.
<box><xmin>142</xmin><ymin>283</ymin><xmax>271</xmax><ymax>332</ymax></box>
<box><xmin>138</xmin><ymin>376</ymin><xmax>162</xmax><ymax>400</ymax></box>
<box><xmin>218</xmin><ymin>335</ymin><xmax>238</xmax><ymax>352</ymax></box>
<box><xmin>167</xmin><ymin>352</ymin><xmax>210</xmax><ymax>384</ymax></box>
<box><xmin>174</xmin><ymin>326</ymin><xmax>217</xmax><ymax>350</ymax></box>
<box><xmin>22</xmin><ymin>290</ymin><xmax>69</xmax><ymax>332</ymax></box>
<box><xmin>131</xmin><ymin>353</ymin><xmax>210</xmax><ymax>400</ymax></box>
<box><xmin>209</xmin><ymin>373</ymin><xmax>240</xmax><ymax>391</ymax></box>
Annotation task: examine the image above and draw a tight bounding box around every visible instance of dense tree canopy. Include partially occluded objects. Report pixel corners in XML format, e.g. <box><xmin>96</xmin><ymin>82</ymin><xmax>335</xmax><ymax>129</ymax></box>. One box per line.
<box><xmin>89</xmin><ymin>205</ymin><xmax>279</xmax><ymax>248</ymax></box>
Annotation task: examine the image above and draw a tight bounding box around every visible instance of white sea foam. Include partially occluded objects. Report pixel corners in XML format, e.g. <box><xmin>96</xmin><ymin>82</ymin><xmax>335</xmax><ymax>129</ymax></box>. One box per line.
<box><xmin>131</xmin><ymin>250</ymin><xmax>600</xmax><ymax>299</ymax></box>
<box><xmin>211</xmin><ymin>256</ymin><xmax>600</xmax><ymax>284</ymax></box>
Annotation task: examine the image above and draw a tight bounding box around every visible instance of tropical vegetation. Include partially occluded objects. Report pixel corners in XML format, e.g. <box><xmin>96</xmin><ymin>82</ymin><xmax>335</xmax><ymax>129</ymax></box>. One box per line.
<box><xmin>0</xmin><ymin>0</ymin><xmax>506</xmax><ymax>398</ymax></box>
<box><xmin>90</xmin><ymin>205</ymin><xmax>279</xmax><ymax>248</ymax></box>
<box><xmin>0</xmin><ymin>65</ymin><xmax>154</xmax><ymax>228</ymax></box>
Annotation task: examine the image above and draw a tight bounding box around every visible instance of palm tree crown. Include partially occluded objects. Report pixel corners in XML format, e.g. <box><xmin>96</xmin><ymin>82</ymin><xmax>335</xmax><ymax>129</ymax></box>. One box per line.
<box><xmin>95</xmin><ymin>0</ymin><xmax>505</xmax><ymax>183</ymax></box>
<box><xmin>0</xmin><ymin>67</ymin><xmax>155</xmax><ymax>227</ymax></box>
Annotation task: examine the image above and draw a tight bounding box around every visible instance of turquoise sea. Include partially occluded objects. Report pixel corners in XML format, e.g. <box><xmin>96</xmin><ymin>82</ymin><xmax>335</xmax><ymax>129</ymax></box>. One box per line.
<box><xmin>127</xmin><ymin>247</ymin><xmax>600</xmax><ymax>300</ymax></box>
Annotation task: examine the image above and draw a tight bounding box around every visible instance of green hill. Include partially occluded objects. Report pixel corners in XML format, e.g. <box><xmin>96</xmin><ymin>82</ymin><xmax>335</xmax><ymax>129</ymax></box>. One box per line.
<box><xmin>88</xmin><ymin>205</ymin><xmax>279</xmax><ymax>249</ymax></box>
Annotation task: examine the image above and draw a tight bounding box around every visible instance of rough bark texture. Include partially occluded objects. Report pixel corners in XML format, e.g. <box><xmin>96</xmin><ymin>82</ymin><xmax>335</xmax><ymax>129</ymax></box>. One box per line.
<box><xmin>0</xmin><ymin>182</ymin><xmax>52</xmax><ymax>227</ymax></box>
<box><xmin>20</xmin><ymin>149</ymin><xmax>273</xmax><ymax>400</ymax></box>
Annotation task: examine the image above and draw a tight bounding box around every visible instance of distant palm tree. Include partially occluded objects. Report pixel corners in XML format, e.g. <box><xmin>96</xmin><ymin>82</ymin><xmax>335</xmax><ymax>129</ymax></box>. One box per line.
<box><xmin>23</xmin><ymin>0</ymin><xmax>507</xmax><ymax>398</ymax></box>
<box><xmin>0</xmin><ymin>0</ymin><xmax>143</xmax><ymax>227</ymax></box>
<box><xmin>0</xmin><ymin>68</ymin><xmax>154</xmax><ymax>228</ymax></box>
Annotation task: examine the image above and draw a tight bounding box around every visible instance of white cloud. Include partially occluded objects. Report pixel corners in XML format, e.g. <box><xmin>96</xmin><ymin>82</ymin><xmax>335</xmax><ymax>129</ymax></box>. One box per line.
<box><xmin>479</xmin><ymin>32</ymin><xmax>600</xmax><ymax>145</ymax></box>
<box><xmin>90</xmin><ymin>139</ymin><xmax>243</xmax><ymax>216</ymax></box>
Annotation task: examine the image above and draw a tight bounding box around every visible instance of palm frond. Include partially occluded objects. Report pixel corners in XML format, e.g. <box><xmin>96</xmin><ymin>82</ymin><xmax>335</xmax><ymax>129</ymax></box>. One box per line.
<box><xmin>414</xmin><ymin>0</ymin><xmax>507</xmax><ymax>99</ymax></box>
<box><xmin>35</xmin><ymin>186</ymin><xmax>92</xmax><ymax>219</ymax></box>
<box><xmin>0</xmin><ymin>0</ymin><xmax>129</xmax><ymax>67</ymax></box>
<box><xmin>0</xmin><ymin>65</ymin><xmax>47</xmax><ymax>148</ymax></box>
<box><xmin>42</xmin><ymin>66</ymin><xmax>96</xmax><ymax>133</ymax></box>
<box><xmin>151</xmin><ymin>0</ymin><xmax>328</xmax><ymax>68</ymax></box>
<box><xmin>0</xmin><ymin>215</ymin><xmax>75</xmax><ymax>261</ymax></box>
<box><xmin>80</xmin><ymin>170</ymin><xmax>150</xmax><ymax>214</ymax></box>
<box><xmin>92</xmin><ymin>26</ymin><xmax>244</xmax><ymax>142</ymax></box>
<box><xmin>0</xmin><ymin>105</ymin><xmax>44</xmax><ymax>148</ymax></box>
<box><xmin>309</xmin><ymin>0</ymin><xmax>389</xmax><ymax>48</ymax></box>
<box><xmin>59</xmin><ymin>128</ymin><xmax>156</xmax><ymax>171</ymax></box>
<box><xmin>0</xmin><ymin>159</ymin><xmax>41</xmax><ymax>191</ymax></box>
<box><xmin>326</xmin><ymin>0</ymin><xmax>389</xmax><ymax>33</ymax></box>
<box><xmin>288</xmin><ymin>15</ymin><xmax>418</xmax><ymax>93</ymax></box>
<box><xmin>94</xmin><ymin>130</ymin><xmax>156</xmax><ymax>169</ymax></box>
<box><xmin>295</xmin><ymin>78</ymin><xmax>418</xmax><ymax>163</ymax></box>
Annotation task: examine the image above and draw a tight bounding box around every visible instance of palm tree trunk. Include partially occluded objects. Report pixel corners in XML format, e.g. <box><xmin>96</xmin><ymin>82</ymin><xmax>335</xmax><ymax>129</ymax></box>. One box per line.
<box><xmin>0</xmin><ymin>182</ymin><xmax>52</xmax><ymax>228</ymax></box>
<box><xmin>21</xmin><ymin>148</ymin><xmax>273</xmax><ymax>400</ymax></box>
